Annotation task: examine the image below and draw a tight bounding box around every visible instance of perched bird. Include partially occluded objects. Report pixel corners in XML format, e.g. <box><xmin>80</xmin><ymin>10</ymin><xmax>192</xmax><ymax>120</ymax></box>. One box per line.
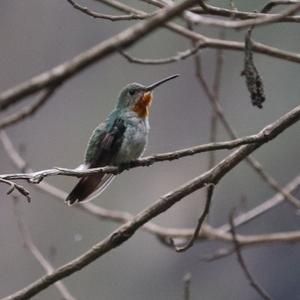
<box><xmin>65</xmin><ymin>74</ymin><xmax>179</xmax><ymax>205</ymax></box>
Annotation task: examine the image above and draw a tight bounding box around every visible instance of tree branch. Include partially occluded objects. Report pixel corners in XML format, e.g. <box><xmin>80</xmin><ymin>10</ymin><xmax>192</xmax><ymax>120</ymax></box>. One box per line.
<box><xmin>191</xmin><ymin>2</ymin><xmax>300</xmax><ymax>22</ymax></box>
<box><xmin>0</xmin><ymin>0</ymin><xmax>198</xmax><ymax>111</ymax></box>
<box><xmin>12</xmin><ymin>198</ymin><xmax>76</xmax><ymax>300</ymax></box>
<box><xmin>189</xmin><ymin>1</ymin><xmax>300</xmax><ymax>28</ymax></box>
<box><xmin>2</xmin><ymin>104</ymin><xmax>300</xmax><ymax>300</ymax></box>
<box><xmin>1</xmin><ymin>130</ymin><xmax>299</xmax><ymax>249</ymax></box>
<box><xmin>0</xmin><ymin>178</ymin><xmax>30</xmax><ymax>203</ymax></box>
<box><xmin>229</xmin><ymin>212</ymin><xmax>273</xmax><ymax>300</ymax></box>
<box><xmin>0</xmin><ymin>131</ymin><xmax>271</xmax><ymax>183</ymax></box>
<box><xmin>175</xmin><ymin>184</ymin><xmax>215</xmax><ymax>252</ymax></box>
<box><xmin>66</xmin><ymin>0</ymin><xmax>150</xmax><ymax>20</ymax></box>
<box><xmin>0</xmin><ymin>87</ymin><xmax>57</xmax><ymax>130</ymax></box>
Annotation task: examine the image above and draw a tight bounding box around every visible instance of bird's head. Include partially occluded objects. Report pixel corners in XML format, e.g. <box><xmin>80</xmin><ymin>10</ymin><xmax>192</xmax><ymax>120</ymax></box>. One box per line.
<box><xmin>116</xmin><ymin>74</ymin><xmax>179</xmax><ymax>118</ymax></box>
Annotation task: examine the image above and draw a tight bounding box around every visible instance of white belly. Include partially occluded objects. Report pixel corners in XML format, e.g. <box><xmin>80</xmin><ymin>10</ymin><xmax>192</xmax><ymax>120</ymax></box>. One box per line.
<box><xmin>114</xmin><ymin>117</ymin><xmax>149</xmax><ymax>164</ymax></box>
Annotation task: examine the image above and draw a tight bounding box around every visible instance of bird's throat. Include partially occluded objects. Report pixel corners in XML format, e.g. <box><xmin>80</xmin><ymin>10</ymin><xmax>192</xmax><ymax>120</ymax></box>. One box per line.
<box><xmin>133</xmin><ymin>92</ymin><xmax>153</xmax><ymax>118</ymax></box>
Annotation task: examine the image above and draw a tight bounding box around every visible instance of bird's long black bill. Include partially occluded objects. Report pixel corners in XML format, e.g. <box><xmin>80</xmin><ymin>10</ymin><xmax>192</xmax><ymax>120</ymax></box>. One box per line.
<box><xmin>145</xmin><ymin>74</ymin><xmax>179</xmax><ymax>91</ymax></box>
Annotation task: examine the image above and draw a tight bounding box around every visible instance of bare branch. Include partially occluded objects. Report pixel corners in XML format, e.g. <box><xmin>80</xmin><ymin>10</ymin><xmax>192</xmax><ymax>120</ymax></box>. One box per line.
<box><xmin>175</xmin><ymin>184</ymin><xmax>215</xmax><ymax>252</ymax></box>
<box><xmin>12</xmin><ymin>198</ymin><xmax>76</xmax><ymax>300</ymax></box>
<box><xmin>66</xmin><ymin>0</ymin><xmax>150</xmax><ymax>20</ymax></box>
<box><xmin>183</xmin><ymin>272</ymin><xmax>192</xmax><ymax>300</ymax></box>
<box><xmin>188</xmin><ymin>1</ymin><xmax>300</xmax><ymax>28</ymax></box>
<box><xmin>189</xmin><ymin>24</ymin><xmax>300</xmax><ymax>208</ymax></box>
<box><xmin>0</xmin><ymin>178</ymin><xmax>30</xmax><ymax>203</ymax></box>
<box><xmin>0</xmin><ymin>0</ymin><xmax>198</xmax><ymax>111</ymax></box>
<box><xmin>1</xmin><ymin>104</ymin><xmax>300</xmax><ymax>300</ymax></box>
<box><xmin>191</xmin><ymin>2</ymin><xmax>300</xmax><ymax>22</ymax></box>
<box><xmin>208</xmin><ymin>34</ymin><xmax>224</xmax><ymax>169</ymax></box>
<box><xmin>119</xmin><ymin>42</ymin><xmax>202</xmax><ymax>65</ymax></box>
<box><xmin>2</xmin><ymin>131</ymin><xmax>300</xmax><ymax>249</ymax></box>
<box><xmin>0</xmin><ymin>131</ymin><xmax>271</xmax><ymax>183</ymax></box>
<box><xmin>230</xmin><ymin>212</ymin><xmax>273</xmax><ymax>300</ymax></box>
<box><xmin>0</xmin><ymin>87</ymin><xmax>57</xmax><ymax>130</ymax></box>
<box><xmin>218</xmin><ymin>174</ymin><xmax>300</xmax><ymax>232</ymax></box>
<box><xmin>1</xmin><ymin>0</ymin><xmax>300</xmax><ymax>113</ymax></box>
<box><xmin>261</xmin><ymin>0</ymin><xmax>300</xmax><ymax>13</ymax></box>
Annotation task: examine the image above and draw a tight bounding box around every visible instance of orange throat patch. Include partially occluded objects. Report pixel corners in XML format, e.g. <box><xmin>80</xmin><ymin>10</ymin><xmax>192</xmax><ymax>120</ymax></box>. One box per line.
<box><xmin>133</xmin><ymin>92</ymin><xmax>153</xmax><ymax>118</ymax></box>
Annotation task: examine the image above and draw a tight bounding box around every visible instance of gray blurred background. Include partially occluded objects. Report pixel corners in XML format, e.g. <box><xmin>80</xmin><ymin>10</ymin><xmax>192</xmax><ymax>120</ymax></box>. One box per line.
<box><xmin>0</xmin><ymin>0</ymin><xmax>299</xmax><ymax>299</ymax></box>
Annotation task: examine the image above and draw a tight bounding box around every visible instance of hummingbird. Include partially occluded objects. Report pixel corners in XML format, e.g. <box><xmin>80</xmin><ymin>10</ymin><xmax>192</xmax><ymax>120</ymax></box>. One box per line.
<box><xmin>65</xmin><ymin>74</ymin><xmax>179</xmax><ymax>205</ymax></box>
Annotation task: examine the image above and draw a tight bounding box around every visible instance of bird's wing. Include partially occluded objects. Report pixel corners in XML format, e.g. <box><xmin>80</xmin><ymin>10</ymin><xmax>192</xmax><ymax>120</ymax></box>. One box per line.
<box><xmin>65</xmin><ymin>118</ymin><xmax>126</xmax><ymax>205</ymax></box>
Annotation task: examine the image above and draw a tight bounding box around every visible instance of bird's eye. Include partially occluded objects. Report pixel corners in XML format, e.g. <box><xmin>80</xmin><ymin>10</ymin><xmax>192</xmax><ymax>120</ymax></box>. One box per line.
<box><xmin>129</xmin><ymin>89</ymin><xmax>136</xmax><ymax>96</ymax></box>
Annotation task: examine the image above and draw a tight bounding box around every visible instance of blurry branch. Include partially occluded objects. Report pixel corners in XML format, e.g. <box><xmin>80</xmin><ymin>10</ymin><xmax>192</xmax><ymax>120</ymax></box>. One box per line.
<box><xmin>199</xmin><ymin>246</ymin><xmax>236</xmax><ymax>262</ymax></box>
<box><xmin>208</xmin><ymin>37</ymin><xmax>224</xmax><ymax>169</ymax></box>
<box><xmin>218</xmin><ymin>174</ymin><xmax>300</xmax><ymax>232</ymax></box>
<box><xmin>0</xmin><ymin>0</ymin><xmax>198</xmax><ymax>111</ymax></box>
<box><xmin>2</xmin><ymin>105</ymin><xmax>300</xmax><ymax>300</ymax></box>
<box><xmin>119</xmin><ymin>42</ymin><xmax>203</xmax><ymax>65</ymax></box>
<box><xmin>1</xmin><ymin>1</ymin><xmax>300</xmax><ymax>113</ymax></box>
<box><xmin>12</xmin><ymin>198</ymin><xmax>76</xmax><ymax>300</ymax></box>
<box><xmin>0</xmin><ymin>130</ymin><xmax>274</xmax><ymax>183</ymax></box>
<box><xmin>0</xmin><ymin>87</ymin><xmax>57</xmax><ymax>130</ymax></box>
<box><xmin>66</xmin><ymin>0</ymin><xmax>150</xmax><ymax>20</ymax></box>
<box><xmin>229</xmin><ymin>212</ymin><xmax>273</xmax><ymax>300</ymax></box>
<box><xmin>261</xmin><ymin>0</ymin><xmax>300</xmax><ymax>13</ymax></box>
<box><xmin>1</xmin><ymin>105</ymin><xmax>300</xmax><ymax>208</ymax></box>
<box><xmin>100</xmin><ymin>0</ymin><xmax>300</xmax><ymax>63</ymax></box>
<box><xmin>188</xmin><ymin>1</ymin><xmax>300</xmax><ymax>28</ymax></box>
<box><xmin>188</xmin><ymin>24</ymin><xmax>300</xmax><ymax>208</ymax></box>
<box><xmin>190</xmin><ymin>2</ymin><xmax>300</xmax><ymax>22</ymax></box>
<box><xmin>142</xmin><ymin>0</ymin><xmax>300</xmax><ymax>26</ymax></box>
<box><xmin>1</xmin><ymin>130</ymin><xmax>300</xmax><ymax>248</ymax></box>
<box><xmin>175</xmin><ymin>184</ymin><xmax>215</xmax><ymax>252</ymax></box>
<box><xmin>0</xmin><ymin>178</ymin><xmax>30</xmax><ymax>202</ymax></box>
<box><xmin>183</xmin><ymin>273</ymin><xmax>192</xmax><ymax>300</ymax></box>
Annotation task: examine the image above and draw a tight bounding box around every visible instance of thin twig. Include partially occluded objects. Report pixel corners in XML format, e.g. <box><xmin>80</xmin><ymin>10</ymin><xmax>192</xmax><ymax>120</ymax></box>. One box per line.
<box><xmin>218</xmin><ymin>174</ymin><xmax>300</xmax><ymax>232</ymax></box>
<box><xmin>183</xmin><ymin>272</ymin><xmax>192</xmax><ymax>300</ymax></box>
<box><xmin>66</xmin><ymin>0</ymin><xmax>150</xmax><ymax>20</ymax></box>
<box><xmin>208</xmin><ymin>31</ymin><xmax>224</xmax><ymax>170</ymax></box>
<box><xmin>230</xmin><ymin>212</ymin><xmax>273</xmax><ymax>300</ymax></box>
<box><xmin>119</xmin><ymin>42</ymin><xmax>202</xmax><ymax>65</ymax></box>
<box><xmin>0</xmin><ymin>87</ymin><xmax>57</xmax><ymax>130</ymax></box>
<box><xmin>199</xmin><ymin>246</ymin><xmax>235</xmax><ymax>261</ymax></box>
<box><xmin>2</xmin><ymin>131</ymin><xmax>300</xmax><ymax>248</ymax></box>
<box><xmin>261</xmin><ymin>0</ymin><xmax>300</xmax><ymax>13</ymax></box>
<box><xmin>175</xmin><ymin>184</ymin><xmax>215</xmax><ymax>252</ymax></box>
<box><xmin>0</xmin><ymin>0</ymin><xmax>198</xmax><ymax>111</ymax></box>
<box><xmin>189</xmin><ymin>25</ymin><xmax>300</xmax><ymax>208</ymax></box>
<box><xmin>1</xmin><ymin>0</ymin><xmax>300</xmax><ymax>112</ymax></box>
<box><xmin>0</xmin><ymin>178</ymin><xmax>31</xmax><ymax>202</ymax></box>
<box><xmin>0</xmin><ymin>131</ymin><xmax>272</xmax><ymax>183</ymax></box>
<box><xmin>2</xmin><ymin>104</ymin><xmax>300</xmax><ymax>300</ymax></box>
<box><xmin>12</xmin><ymin>198</ymin><xmax>76</xmax><ymax>300</ymax></box>
<box><xmin>191</xmin><ymin>1</ymin><xmax>300</xmax><ymax>22</ymax></box>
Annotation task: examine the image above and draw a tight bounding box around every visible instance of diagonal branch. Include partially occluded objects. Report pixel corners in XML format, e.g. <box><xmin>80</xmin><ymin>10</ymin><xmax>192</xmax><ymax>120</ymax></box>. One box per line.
<box><xmin>66</xmin><ymin>0</ymin><xmax>150</xmax><ymax>20</ymax></box>
<box><xmin>1</xmin><ymin>104</ymin><xmax>300</xmax><ymax>300</ymax></box>
<box><xmin>0</xmin><ymin>131</ymin><xmax>271</xmax><ymax>183</ymax></box>
<box><xmin>218</xmin><ymin>174</ymin><xmax>300</xmax><ymax>232</ymax></box>
<box><xmin>175</xmin><ymin>184</ymin><xmax>215</xmax><ymax>252</ymax></box>
<box><xmin>189</xmin><ymin>1</ymin><xmax>300</xmax><ymax>28</ymax></box>
<box><xmin>0</xmin><ymin>178</ymin><xmax>31</xmax><ymax>203</ymax></box>
<box><xmin>0</xmin><ymin>0</ymin><xmax>198</xmax><ymax>111</ymax></box>
<box><xmin>229</xmin><ymin>212</ymin><xmax>273</xmax><ymax>300</ymax></box>
<box><xmin>0</xmin><ymin>87</ymin><xmax>57</xmax><ymax>130</ymax></box>
<box><xmin>189</xmin><ymin>24</ymin><xmax>300</xmax><ymax>208</ymax></box>
<box><xmin>191</xmin><ymin>2</ymin><xmax>300</xmax><ymax>22</ymax></box>
<box><xmin>12</xmin><ymin>198</ymin><xmax>76</xmax><ymax>300</ymax></box>
<box><xmin>2</xmin><ymin>130</ymin><xmax>300</xmax><ymax>248</ymax></box>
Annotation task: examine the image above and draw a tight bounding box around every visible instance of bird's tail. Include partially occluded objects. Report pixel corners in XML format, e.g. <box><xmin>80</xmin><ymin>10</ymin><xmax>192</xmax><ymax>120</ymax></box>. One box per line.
<box><xmin>65</xmin><ymin>173</ymin><xmax>114</xmax><ymax>205</ymax></box>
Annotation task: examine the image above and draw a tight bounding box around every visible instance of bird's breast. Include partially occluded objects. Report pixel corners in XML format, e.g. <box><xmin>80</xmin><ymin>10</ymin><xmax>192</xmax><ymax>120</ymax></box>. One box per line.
<box><xmin>114</xmin><ymin>117</ymin><xmax>149</xmax><ymax>164</ymax></box>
